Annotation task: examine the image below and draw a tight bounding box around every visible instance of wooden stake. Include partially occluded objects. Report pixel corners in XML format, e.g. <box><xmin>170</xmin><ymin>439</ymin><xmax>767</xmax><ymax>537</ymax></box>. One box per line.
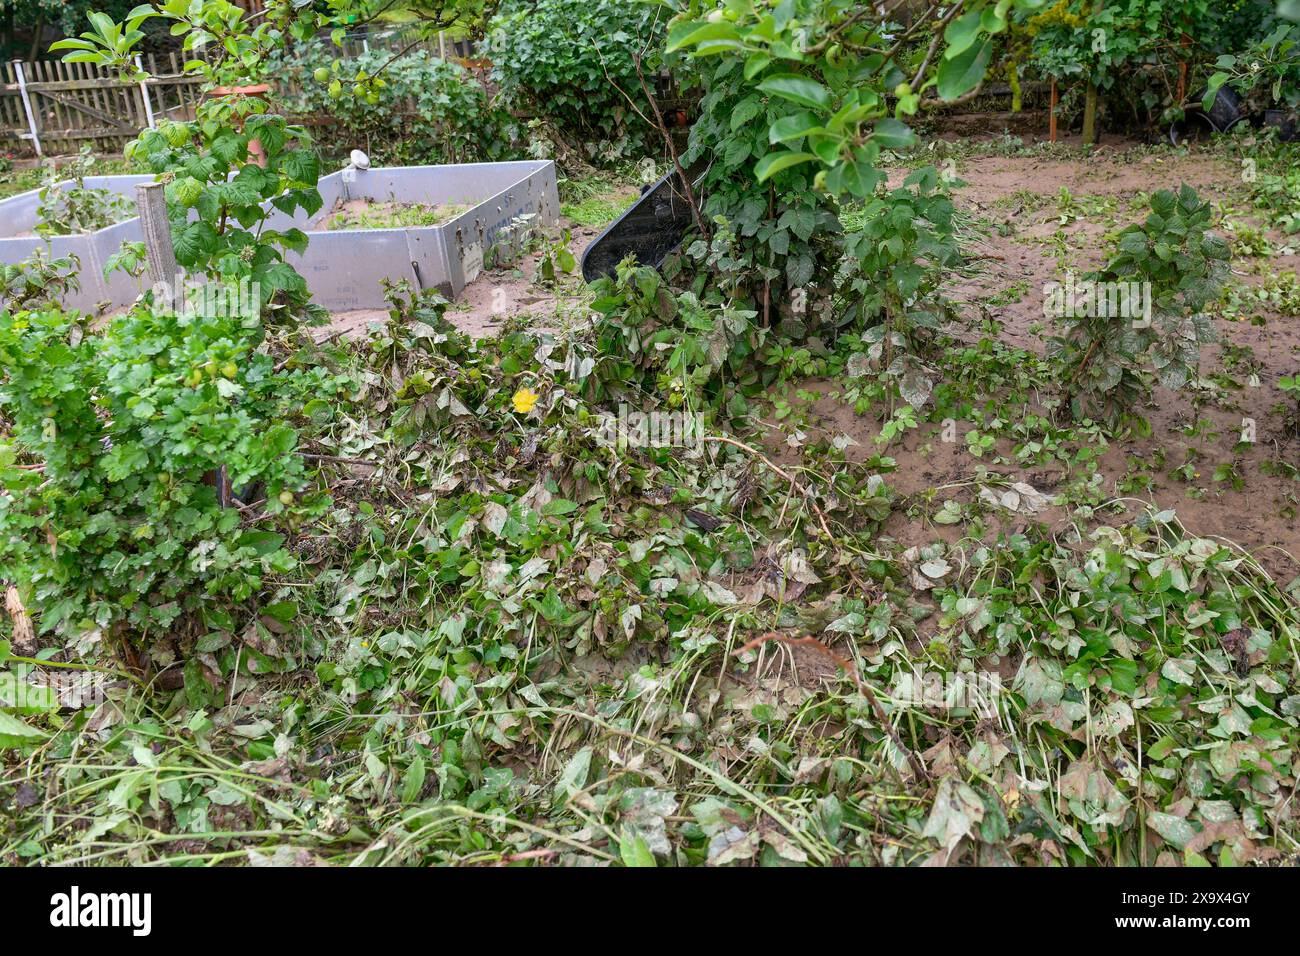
<box><xmin>1049</xmin><ymin>80</ymin><xmax>1058</xmax><ymax>142</ymax></box>
<box><xmin>135</xmin><ymin>181</ymin><xmax>179</xmax><ymax>289</ymax></box>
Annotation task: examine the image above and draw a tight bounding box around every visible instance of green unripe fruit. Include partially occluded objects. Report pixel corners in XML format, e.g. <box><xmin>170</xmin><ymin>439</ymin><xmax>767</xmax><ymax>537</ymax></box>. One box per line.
<box><xmin>314</xmin><ymin>67</ymin><xmax>331</xmax><ymax>83</ymax></box>
<box><xmin>278</xmin><ymin>490</ymin><xmax>295</xmax><ymax>506</ymax></box>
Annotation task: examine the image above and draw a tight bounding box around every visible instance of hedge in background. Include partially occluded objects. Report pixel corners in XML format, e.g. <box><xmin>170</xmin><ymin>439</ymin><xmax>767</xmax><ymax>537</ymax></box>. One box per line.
<box><xmin>269</xmin><ymin>46</ymin><xmax>519</xmax><ymax>167</ymax></box>
<box><xmin>483</xmin><ymin>0</ymin><xmax>665</xmax><ymax>165</ymax></box>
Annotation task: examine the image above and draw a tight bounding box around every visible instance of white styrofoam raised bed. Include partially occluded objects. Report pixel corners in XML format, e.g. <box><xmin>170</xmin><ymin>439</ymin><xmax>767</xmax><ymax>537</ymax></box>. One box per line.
<box><xmin>0</xmin><ymin>160</ymin><xmax>559</xmax><ymax>313</ymax></box>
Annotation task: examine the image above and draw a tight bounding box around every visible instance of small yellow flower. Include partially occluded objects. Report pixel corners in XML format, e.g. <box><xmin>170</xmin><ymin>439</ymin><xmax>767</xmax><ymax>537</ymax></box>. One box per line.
<box><xmin>512</xmin><ymin>387</ymin><xmax>540</xmax><ymax>414</ymax></box>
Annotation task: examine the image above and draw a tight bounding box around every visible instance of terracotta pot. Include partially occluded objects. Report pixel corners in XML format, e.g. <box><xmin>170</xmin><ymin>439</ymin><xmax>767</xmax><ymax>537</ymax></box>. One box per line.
<box><xmin>205</xmin><ymin>83</ymin><xmax>272</xmax><ymax>166</ymax></box>
<box><xmin>207</xmin><ymin>83</ymin><xmax>272</xmax><ymax>98</ymax></box>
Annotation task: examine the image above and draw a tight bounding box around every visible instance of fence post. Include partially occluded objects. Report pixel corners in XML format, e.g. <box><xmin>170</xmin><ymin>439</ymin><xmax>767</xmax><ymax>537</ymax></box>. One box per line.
<box><xmin>12</xmin><ymin>60</ymin><xmax>42</xmax><ymax>157</ymax></box>
<box><xmin>134</xmin><ymin>56</ymin><xmax>156</xmax><ymax>129</ymax></box>
<box><xmin>136</xmin><ymin>182</ymin><xmax>179</xmax><ymax>289</ymax></box>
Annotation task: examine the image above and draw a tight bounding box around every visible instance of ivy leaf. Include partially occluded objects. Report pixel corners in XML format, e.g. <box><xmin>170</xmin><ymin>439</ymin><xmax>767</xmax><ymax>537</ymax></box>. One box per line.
<box><xmin>619</xmin><ymin>831</ymin><xmax>658</xmax><ymax>867</ymax></box>
<box><xmin>1161</xmin><ymin>658</ymin><xmax>1196</xmax><ymax>686</ymax></box>
<box><xmin>552</xmin><ymin>746</ymin><xmax>593</xmax><ymax>805</ymax></box>
<box><xmin>1148</xmin><ymin>812</ymin><xmax>1196</xmax><ymax>850</ymax></box>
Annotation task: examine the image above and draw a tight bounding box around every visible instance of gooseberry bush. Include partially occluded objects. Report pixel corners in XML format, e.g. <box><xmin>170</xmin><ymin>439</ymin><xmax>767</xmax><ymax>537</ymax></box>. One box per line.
<box><xmin>0</xmin><ymin>0</ymin><xmax>347</xmax><ymax>654</ymax></box>
<box><xmin>0</xmin><ymin>307</ymin><xmax>307</xmax><ymax>644</ymax></box>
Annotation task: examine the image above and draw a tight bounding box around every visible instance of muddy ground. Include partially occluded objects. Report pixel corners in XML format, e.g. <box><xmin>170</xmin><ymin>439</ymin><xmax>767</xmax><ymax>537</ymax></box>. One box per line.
<box><xmin>321</xmin><ymin>215</ymin><xmax>603</xmax><ymax>340</ymax></box>
<box><xmin>324</xmin><ymin>142</ymin><xmax>1300</xmax><ymax>580</ymax></box>
<box><xmin>797</xmin><ymin>143</ymin><xmax>1300</xmax><ymax>580</ymax></box>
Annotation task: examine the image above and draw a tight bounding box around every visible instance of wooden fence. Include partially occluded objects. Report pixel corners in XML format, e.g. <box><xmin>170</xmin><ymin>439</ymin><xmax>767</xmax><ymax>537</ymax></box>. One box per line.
<box><xmin>1</xmin><ymin>53</ymin><xmax>205</xmax><ymax>157</ymax></box>
<box><xmin>1</xmin><ymin>31</ymin><xmax>480</xmax><ymax>158</ymax></box>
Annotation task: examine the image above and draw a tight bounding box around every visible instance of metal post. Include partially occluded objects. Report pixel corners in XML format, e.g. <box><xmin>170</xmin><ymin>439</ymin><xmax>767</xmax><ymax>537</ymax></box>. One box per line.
<box><xmin>135</xmin><ymin>182</ymin><xmax>179</xmax><ymax>289</ymax></box>
<box><xmin>439</xmin><ymin>32</ymin><xmax>447</xmax><ymax>60</ymax></box>
<box><xmin>12</xmin><ymin>60</ymin><xmax>42</xmax><ymax>158</ymax></box>
<box><xmin>135</xmin><ymin>56</ymin><xmax>156</xmax><ymax>129</ymax></box>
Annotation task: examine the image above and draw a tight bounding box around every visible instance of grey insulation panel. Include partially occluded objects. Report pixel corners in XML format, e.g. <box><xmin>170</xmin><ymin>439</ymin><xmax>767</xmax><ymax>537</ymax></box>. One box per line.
<box><xmin>0</xmin><ymin>175</ymin><xmax>154</xmax><ymax>313</ymax></box>
<box><xmin>0</xmin><ymin>160</ymin><xmax>559</xmax><ymax>313</ymax></box>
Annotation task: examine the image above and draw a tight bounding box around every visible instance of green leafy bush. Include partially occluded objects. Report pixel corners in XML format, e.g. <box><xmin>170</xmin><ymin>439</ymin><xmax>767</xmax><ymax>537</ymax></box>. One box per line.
<box><xmin>664</xmin><ymin>0</ymin><xmax>1010</xmax><ymax>411</ymax></box>
<box><xmin>1202</xmin><ymin>22</ymin><xmax>1300</xmax><ymax>113</ymax></box>
<box><xmin>35</xmin><ymin>145</ymin><xmax>133</xmax><ymax>237</ymax></box>
<box><xmin>0</xmin><ymin>306</ymin><xmax>307</xmax><ymax>643</ymax></box>
<box><xmin>128</xmin><ymin>111</ymin><xmax>320</xmax><ymax>319</ymax></box>
<box><xmin>269</xmin><ymin>46</ymin><xmax>518</xmax><ymax>166</ymax></box>
<box><xmin>1050</xmin><ymin>185</ymin><xmax>1229</xmax><ymax>427</ymax></box>
<box><xmin>678</xmin><ymin>38</ymin><xmax>843</xmax><ymax>308</ymax></box>
<box><xmin>588</xmin><ymin>257</ymin><xmax>761</xmax><ymax>410</ymax></box>
<box><xmin>0</xmin><ymin>249</ymin><xmax>81</xmax><ymax>312</ymax></box>
<box><xmin>483</xmin><ymin>0</ymin><xmax>664</xmax><ymax>164</ymax></box>
<box><xmin>1023</xmin><ymin>0</ymin><xmax>1291</xmax><ymax>133</ymax></box>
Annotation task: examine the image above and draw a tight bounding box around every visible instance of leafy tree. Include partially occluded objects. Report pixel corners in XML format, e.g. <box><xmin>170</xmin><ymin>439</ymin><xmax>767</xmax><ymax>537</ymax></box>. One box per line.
<box><xmin>1024</xmin><ymin>0</ymin><xmax>1286</xmax><ymax>139</ymax></box>
<box><xmin>1</xmin><ymin>0</ymin><xmax>171</xmax><ymax>58</ymax></box>
<box><xmin>666</xmin><ymin>0</ymin><xmax>1045</xmax><ymax>407</ymax></box>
